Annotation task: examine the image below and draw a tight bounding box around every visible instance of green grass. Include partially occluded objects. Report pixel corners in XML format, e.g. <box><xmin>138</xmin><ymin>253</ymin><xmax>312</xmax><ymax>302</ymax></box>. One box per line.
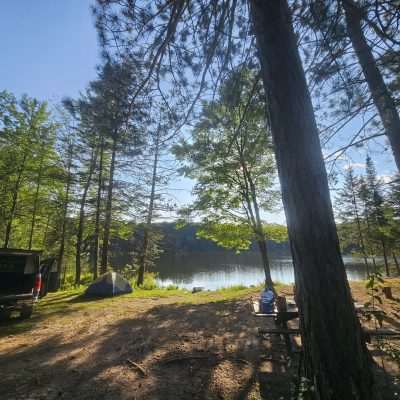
<box><xmin>33</xmin><ymin>284</ymin><xmax>266</xmax><ymax>316</ymax></box>
<box><xmin>0</xmin><ymin>282</ymin><xmax>291</xmax><ymax>337</ymax></box>
<box><xmin>41</xmin><ymin>283</ymin><xmax>264</xmax><ymax>303</ymax></box>
<box><xmin>40</xmin><ymin>281</ymin><xmax>290</xmax><ymax>310</ymax></box>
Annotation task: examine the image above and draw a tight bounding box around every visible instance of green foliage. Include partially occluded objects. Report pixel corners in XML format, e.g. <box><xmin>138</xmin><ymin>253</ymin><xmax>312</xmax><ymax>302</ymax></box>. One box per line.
<box><xmin>119</xmin><ymin>264</ymin><xmax>138</xmax><ymax>281</ymax></box>
<box><xmin>173</xmin><ymin>68</ymin><xmax>280</xmax><ymax>254</ymax></box>
<box><xmin>263</xmin><ymin>224</ymin><xmax>288</xmax><ymax>243</ymax></box>
<box><xmin>130</xmin><ymin>226</ymin><xmax>164</xmax><ymax>272</ymax></box>
<box><xmin>336</xmin><ymin>157</ymin><xmax>400</xmax><ymax>276</ymax></box>
<box><xmin>165</xmin><ymin>284</ymin><xmax>179</xmax><ymax>290</ymax></box>
<box><xmin>110</xmin><ymin>221</ymin><xmax>135</xmax><ymax>241</ymax></box>
<box><xmin>197</xmin><ymin>223</ymin><xmax>253</xmax><ymax>253</ymax></box>
<box><xmin>139</xmin><ymin>272</ymin><xmax>159</xmax><ymax>290</ymax></box>
<box><xmin>196</xmin><ymin>222</ymin><xmax>288</xmax><ymax>253</ymax></box>
<box><xmin>0</xmin><ymin>90</ymin><xmax>64</xmax><ymax>251</ymax></box>
<box><xmin>218</xmin><ymin>284</ymin><xmax>248</xmax><ymax>291</ymax></box>
<box><xmin>364</xmin><ymin>270</ymin><xmax>386</xmax><ymax>325</ymax></box>
<box><xmin>62</xmin><ymin>273</ymin><xmax>94</xmax><ymax>290</ymax></box>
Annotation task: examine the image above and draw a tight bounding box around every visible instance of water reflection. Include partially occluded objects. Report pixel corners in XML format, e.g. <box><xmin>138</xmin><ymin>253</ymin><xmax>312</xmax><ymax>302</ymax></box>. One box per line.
<box><xmin>155</xmin><ymin>252</ymin><xmax>367</xmax><ymax>290</ymax></box>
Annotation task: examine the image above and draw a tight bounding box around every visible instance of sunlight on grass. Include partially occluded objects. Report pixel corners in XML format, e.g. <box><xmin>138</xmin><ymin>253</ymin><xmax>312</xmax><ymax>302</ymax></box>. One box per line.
<box><xmin>0</xmin><ymin>281</ymin><xmax>296</xmax><ymax>338</ymax></box>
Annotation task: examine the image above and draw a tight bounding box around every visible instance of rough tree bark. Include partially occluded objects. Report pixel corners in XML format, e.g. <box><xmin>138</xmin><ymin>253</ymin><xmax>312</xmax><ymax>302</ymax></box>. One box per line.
<box><xmin>137</xmin><ymin>130</ymin><xmax>160</xmax><ymax>287</ymax></box>
<box><xmin>249</xmin><ymin>1</ymin><xmax>376</xmax><ymax>398</ymax></box>
<box><xmin>100</xmin><ymin>136</ymin><xmax>117</xmax><ymax>274</ymax></box>
<box><xmin>93</xmin><ymin>136</ymin><xmax>105</xmax><ymax>279</ymax></box>
<box><xmin>342</xmin><ymin>0</ymin><xmax>400</xmax><ymax>172</ymax></box>
<box><xmin>75</xmin><ymin>147</ymin><xmax>98</xmax><ymax>285</ymax></box>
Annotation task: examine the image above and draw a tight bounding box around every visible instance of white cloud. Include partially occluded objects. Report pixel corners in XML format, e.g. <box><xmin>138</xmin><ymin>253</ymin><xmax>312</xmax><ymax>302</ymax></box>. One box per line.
<box><xmin>378</xmin><ymin>175</ymin><xmax>393</xmax><ymax>184</ymax></box>
<box><xmin>344</xmin><ymin>163</ymin><xmax>366</xmax><ymax>170</ymax></box>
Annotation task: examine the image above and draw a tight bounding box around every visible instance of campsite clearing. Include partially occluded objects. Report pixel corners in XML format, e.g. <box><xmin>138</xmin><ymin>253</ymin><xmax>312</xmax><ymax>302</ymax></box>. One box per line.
<box><xmin>0</xmin><ymin>281</ymin><xmax>399</xmax><ymax>400</ymax></box>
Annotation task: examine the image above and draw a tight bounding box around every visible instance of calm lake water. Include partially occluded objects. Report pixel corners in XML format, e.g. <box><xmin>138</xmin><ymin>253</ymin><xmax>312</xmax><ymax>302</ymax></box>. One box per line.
<box><xmin>154</xmin><ymin>252</ymin><xmax>368</xmax><ymax>290</ymax></box>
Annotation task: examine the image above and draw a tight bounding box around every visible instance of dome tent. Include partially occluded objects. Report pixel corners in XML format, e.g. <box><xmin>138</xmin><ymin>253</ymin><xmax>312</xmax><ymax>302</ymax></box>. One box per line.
<box><xmin>85</xmin><ymin>271</ymin><xmax>133</xmax><ymax>297</ymax></box>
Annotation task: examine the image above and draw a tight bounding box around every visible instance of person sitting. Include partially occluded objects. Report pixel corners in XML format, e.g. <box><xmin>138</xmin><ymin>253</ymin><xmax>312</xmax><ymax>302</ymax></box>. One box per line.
<box><xmin>260</xmin><ymin>287</ymin><xmax>275</xmax><ymax>313</ymax></box>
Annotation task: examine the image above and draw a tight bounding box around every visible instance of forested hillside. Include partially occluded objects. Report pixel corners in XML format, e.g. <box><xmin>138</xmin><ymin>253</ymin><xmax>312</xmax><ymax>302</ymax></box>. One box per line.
<box><xmin>109</xmin><ymin>222</ymin><xmax>291</xmax><ymax>270</ymax></box>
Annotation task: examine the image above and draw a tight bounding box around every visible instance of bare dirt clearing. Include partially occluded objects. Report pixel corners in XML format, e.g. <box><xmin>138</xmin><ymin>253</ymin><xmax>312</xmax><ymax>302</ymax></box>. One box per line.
<box><xmin>0</xmin><ymin>282</ymin><xmax>399</xmax><ymax>400</ymax></box>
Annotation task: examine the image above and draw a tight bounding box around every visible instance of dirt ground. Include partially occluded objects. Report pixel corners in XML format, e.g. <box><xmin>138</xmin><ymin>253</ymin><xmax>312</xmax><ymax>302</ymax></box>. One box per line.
<box><xmin>0</xmin><ymin>282</ymin><xmax>399</xmax><ymax>400</ymax></box>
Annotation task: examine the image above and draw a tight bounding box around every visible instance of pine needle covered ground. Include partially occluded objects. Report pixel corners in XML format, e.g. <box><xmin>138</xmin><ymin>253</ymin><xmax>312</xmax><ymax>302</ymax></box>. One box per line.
<box><xmin>1</xmin><ymin>281</ymin><xmax>399</xmax><ymax>400</ymax></box>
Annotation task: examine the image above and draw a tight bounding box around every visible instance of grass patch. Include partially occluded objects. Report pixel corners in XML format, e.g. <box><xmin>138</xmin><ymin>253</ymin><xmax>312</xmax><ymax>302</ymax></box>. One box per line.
<box><xmin>0</xmin><ymin>282</ymin><xmax>293</xmax><ymax>337</ymax></box>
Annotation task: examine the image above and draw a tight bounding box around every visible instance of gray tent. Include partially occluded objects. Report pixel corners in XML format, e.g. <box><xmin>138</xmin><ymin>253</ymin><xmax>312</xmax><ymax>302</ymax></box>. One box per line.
<box><xmin>85</xmin><ymin>271</ymin><xmax>133</xmax><ymax>297</ymax></box>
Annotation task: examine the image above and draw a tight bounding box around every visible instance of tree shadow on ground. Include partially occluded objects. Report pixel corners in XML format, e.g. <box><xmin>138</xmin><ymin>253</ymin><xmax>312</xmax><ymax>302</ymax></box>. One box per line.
<box><xmin>67</xmin><ymin>293</ymin><xmax>111</xmax><ymax>303</ymax></box>
<box><xmin>0</xmin><ymin>307</ymin><xmax>79</xmax><ymax>339</ymax></box>
<box><xmin>0</xmin><ymin>297</ymin><xmax>398</xmax><ymax>400</ymax></box>
<box><xmin>0</xmin><ymin>297</ymin><xmax>302</xmax><ymax>399</ymax></box>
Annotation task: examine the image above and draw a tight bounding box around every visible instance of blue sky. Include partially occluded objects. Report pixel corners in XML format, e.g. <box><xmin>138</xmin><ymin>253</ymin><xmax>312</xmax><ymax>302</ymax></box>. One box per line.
<box><xmin>0</xmin><ymin>0</ymin><xmax>98</xmax><ymax>101</ymax></box>
<box><xmin>0</xmin><ymin>1</ymin><xmax>396</xmax><ymax>225</ymax></box>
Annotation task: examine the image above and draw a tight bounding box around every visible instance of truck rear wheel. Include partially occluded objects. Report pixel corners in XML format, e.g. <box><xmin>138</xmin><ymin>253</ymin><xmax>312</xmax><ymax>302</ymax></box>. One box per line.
<box><xmin>0</xmin><ymin>308</ymin><xmax>11</xmax><ymax>321</ymax></box>
<box><xmin>20</xmin><ymin>305</ymin><xmax>33</xmax><ymax>319</ymax></box>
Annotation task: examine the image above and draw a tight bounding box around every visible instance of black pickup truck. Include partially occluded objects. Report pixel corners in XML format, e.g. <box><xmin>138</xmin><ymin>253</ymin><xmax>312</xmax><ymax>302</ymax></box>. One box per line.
<box><xmin>0</xmin><ymin>249</ymin><xmax>54</xmax><ymax>319</ymax></box>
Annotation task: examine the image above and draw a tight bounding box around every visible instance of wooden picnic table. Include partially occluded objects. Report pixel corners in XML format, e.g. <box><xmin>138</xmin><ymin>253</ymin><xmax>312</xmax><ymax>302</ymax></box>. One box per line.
<box><xmin>250</xmin><ymin>296</ymin><xmax>299</xmax><ymax>354</ymax></box>
<box><xmin>250</xmin><ymin>296</ymin><xmax>400</xmax><ymax>355</ymax></box>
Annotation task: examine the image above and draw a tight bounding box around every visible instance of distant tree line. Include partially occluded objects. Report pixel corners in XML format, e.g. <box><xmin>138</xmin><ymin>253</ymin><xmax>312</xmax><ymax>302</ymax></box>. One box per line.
<box><xmin>0</xmin><ymin>60</ymin><xmax>177</xmax><ymax>288</ymax></box>
<box><xmin>109</xmin><ymin>222</ymin><xmax>291</xmax><ymax>270</ymax></box>
<box><xmin>336</xmin><ymin>156</ymin><xmax>400</xmax><ymax>276</ymax></box>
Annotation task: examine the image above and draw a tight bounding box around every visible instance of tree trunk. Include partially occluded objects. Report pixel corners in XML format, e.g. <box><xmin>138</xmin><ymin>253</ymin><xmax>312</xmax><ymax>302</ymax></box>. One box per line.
<box><xmin>57</xmin><ymin>148</ymin><xmax>73</xmax><ymax>289</ymax></box>
<box><xmin>342</xmin><ymin>0</ymin><xmax>400</xmax><ymax>172</ymax></box>
<box><xmin>75</xmin><ymin>148</ymin><xmax>98</xmax><ymax>286</ymax></box>
<box><xmin>256</xmin><ymin>238</ymin><xmax>274</xmax><ymax>289</ymax></box>
<box><xmin>381</xmin><ymin>239</ymin><xmax>390</xmax><ymax>277</ymax></box>
<box><xmin>4</xmin><ymin>153</ymin><xmax>27</xmax><ymax>248</ymax></box>
<box><xmin>137</xmin><ymin>229</ymin><xmax>149</xmax><ymax>287</ymax></box>
<box><xmin>100</xmin><ymin>137</ymin><xmax>117</xmax><ymax>275</ymax></box>
<box><xmin>42</xmin><ymin>212</ymin><xmax>51</xmax><ymax>247</ymax></box>
<box><xmin>355</xmin><ymin>212</ymin><xmax>370</xmax><ymax>275</ymax></box>
<box><xmin>249</xmin><ymin>1</ymin><xmax>376</xmax><ymax>398</ymax></box>
<box><xmin>237</xmin><ymin>138</ymin><xmax>275</xmax><ymax>289</ymax></box>
<box><xmin>372</xmin><ymin>255</ymin><xmax>378</xmax><ymax>273</ymax></box>
<box><xmin>349</xmin><ymin>171</ymin><xmax>370</xmax><ymax>275</ymax></box>
<box><xmin>392</xmin><ymin>251</ymin><xmax>400</xmax><ymax>275</ymax></box>
<box><xmin>246</xmin><ymin>165</ymin><xmax>274</xmax><ymax>289</ymax></box>
<box><xmin>28</xmin><ymin>153</ymin><xmax>44</xmax><ymax>249</ymax></box>
<box><xmin>137</xmin><ymin>130</ymin><xmax>160</xmax><ymax>287</ymax></box>
<box><xmin>93</xmin><ymin>136</ymin><xmax>105</xmax><ymax>279</ymax></box>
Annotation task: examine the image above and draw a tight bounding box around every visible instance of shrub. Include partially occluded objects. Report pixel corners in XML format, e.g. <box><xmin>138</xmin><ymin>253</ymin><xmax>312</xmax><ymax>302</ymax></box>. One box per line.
<box><xmin>166</xmin><ymin>284</ymin><xmax>179</xmax><ymax>290</ymax></box>
<box><xmin>134</xmin><ymin>272</ymin><xmax>159</xmax><ymax>290</ymax></box>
